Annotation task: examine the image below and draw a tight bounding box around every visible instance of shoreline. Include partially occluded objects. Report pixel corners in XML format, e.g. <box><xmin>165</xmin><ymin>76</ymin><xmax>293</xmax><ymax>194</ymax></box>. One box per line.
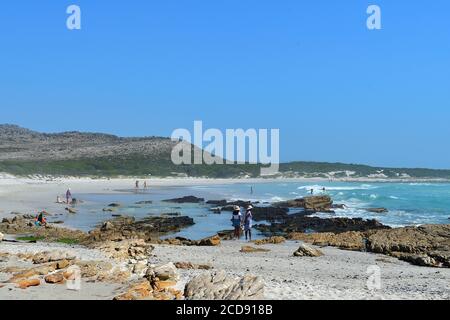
<box><xmin>1</xmin><ymin>239</ymin><xmax>449</xmax><ymax>300</ymax></box>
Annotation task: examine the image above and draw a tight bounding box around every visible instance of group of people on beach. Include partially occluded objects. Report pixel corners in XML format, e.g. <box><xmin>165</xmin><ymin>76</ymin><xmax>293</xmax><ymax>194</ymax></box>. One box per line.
<box><xmin>135</xmin><ymin>180</ymin><xmax>149</xmax><ymax>191</ymax></box>
<box><xmin>56</xmin><ymin>188</ymin><xmax>73</xmax><ymax>205</ymax></box>
<box><xmin>231</xmin><ymin>205</ymin><xmax>253</xmax><ymax>241</ymax></box>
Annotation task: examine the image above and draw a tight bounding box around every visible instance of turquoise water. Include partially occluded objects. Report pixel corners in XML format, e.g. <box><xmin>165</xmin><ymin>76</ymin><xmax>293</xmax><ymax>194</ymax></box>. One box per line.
<box><xmin>55</xmin><ymin>181</ymin><xmax>450</xmax><ymax>240</ymax></box>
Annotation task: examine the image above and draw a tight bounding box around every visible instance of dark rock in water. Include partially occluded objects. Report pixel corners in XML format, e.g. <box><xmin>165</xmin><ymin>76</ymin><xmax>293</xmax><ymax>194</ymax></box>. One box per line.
<box><xmin>366</xmin><ymin>208</ymin><xmax>389</xmax><ymax>213</ymax></box>
<box><xmin>275</xmin><ymin>196</ymin><xmax>333</xmax><ymax>212</ymax></box>
<box><xmin>251</xmin><ymin>207</ymin><xmax>289</xmax><ymax>222</ymax></box>
<box><xmin>135</xmin><ymin>200</ymin><xmax>153</xmax><ymax>205</ymax></box>
<box><xmin>210</xmin><ymin>207</ymin><xmax>222</xmax><ymax>214</ymax></box>
<box><xmin>206</xmin><ymin>200</ymin><xmax>229</xmax><ymax>206</ymax></box>
<box><xmin>163</xmin><ymin>196</ymin><xmax>205</xmax><ymax>204</ymax></box>
<box><xmin>255</xmin><ymin>214</ymin><xmax>389</xmax><ymax>236</ymax></box>
<box><xmin>108</xmin><ymin>203</ymin><xmax>122</xmax><ymax>207</ymax></box>
<box><xmin>161</xmin><ymin>212</ymin><xmax>181</xmax><ymax>217</ymax></box>
<box><xmin>207</xmin><ymin>200</ymin><xmax>258</xmax><ymax>212</ymax></box>
<box><xmin>87</xmin><ymin>215</ymin><xmax>195</xmax><ymax>243</ymax></box>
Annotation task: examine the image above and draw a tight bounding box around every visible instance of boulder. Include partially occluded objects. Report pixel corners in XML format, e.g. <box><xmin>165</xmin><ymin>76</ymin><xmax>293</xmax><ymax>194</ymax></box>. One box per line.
<box><xmin>184</xmin><ymin>271</ymin><xmax>264</xmax><ymax>300</ymax></box>
<box><xmin>293</xmin><ymin>244</ymin><xmax>324</xmax><ymax>257</ymax></box>
<box><xmin>75</xmin><ymin>261</ymin><xmax>113</xmax><ymax>278</ymax></box>
<box><xmin>198</xmin><ymin>235</ymin><xmax>221</xmax><ymax>246</ymax></box>
<box><xmin>101</xmin><ymin>221</ymin><xmax>114</xmax><ymax>232</ymax></box>
<box><xmin>152</xmin><ymin>262</ymin><xmax>179</xmax><ymax>281</ymax></box>
<box><xmin>56</xmin><ymin>259</ymin><xmax>71</xmax><ymax>269</ymax></box>
<box><xmin>132</xmin><ymin>261</ymin><xmax>148</xmax><ymax>276</ymax></box>
<box><xmin>45</xmin><ymin>272</ymin><xmax>66</xmax><ymax>284</ymax></box>
<box><xmin>32</xmin><ymin>251</ymin><xmax>76</xmax><ymax>264</ymax></box>
<box><xmin>17</xmin><ymin>279</ymin><xmax>41</xmax><ymax>289</ymax></box>
<box><xmin>65</xmin><ymin>207</ymin><xmax>77</xmax><ymax>214</ymax></box>
<box><xmin>114</xmin><ymin>280</ymin><xmax>153</xmax><ymax>301</ymax></box>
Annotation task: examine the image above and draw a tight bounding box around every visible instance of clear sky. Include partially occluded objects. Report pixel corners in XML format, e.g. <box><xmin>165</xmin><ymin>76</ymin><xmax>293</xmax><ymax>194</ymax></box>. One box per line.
<box><xmin>1</xmin><ymin>1</ymin><xmax>449</xmax><ymax>168</ymax></box>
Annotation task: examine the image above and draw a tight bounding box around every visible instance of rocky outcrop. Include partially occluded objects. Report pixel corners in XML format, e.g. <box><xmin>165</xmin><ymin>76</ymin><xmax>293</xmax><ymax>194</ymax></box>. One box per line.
<box><xmin>93</xmin><ymin>239</ymin><xmax>154</xmax><ymax>261</ymax></box>
<box><xmin>0</xmin><ymin>214</ymin><xmax>87</xmax><ymax>243</ymax></box>
<box><xmin>275</xmin><ymin>195</ymin><xmax>333</xmax><ymax>212</ymax></box>
<box><xmin>288</xmin><ymin>232</ymin><xmax>366</xmax><ymax>251</ymax></box>
<box><xmin>87</xmin><ymin>216</ymin><xmax>195</xmax><ymax>243</ymax></box>
<box><xmin>366</xmin><ymin>224</ymin><xmax>450</xmax><ymax>268</ymax></box>
<box><xmin>254</xmin><ymin>236</ymin><xmax>286</xmax><ymax>245</ymax></box>
<box><xmin>288</xmin><ymin>224</ymin><xmax>450</xmax><ymax>268</ymax></box>
<box><xmin>293</xmin><ymin>244</ymin><xmax>324</xmax><ymax>257</ymax></box>
<box><xmin>157</xmin><ymin>234</ymin><xmax>221</xmax><ymax>247</ymax></box>
<box><xmin>184</xmin><ymin>271</ymin><xmax>264</xmax><ymax>300</ymax></box>
<box><xmin>163</xmin><ymin>196</ymin><xmax>205</xmax><ymax>204</ymax></box>
<box><xmin>251</xmin><ymin>207</ymin><xmax>289</xmax><ymax>222</ymax></box>
<box><xmin>255</xmin><ymin>214</ymin><xmax>389</xmax><ymax>235</ymax></box>
<box><xmin>32</xmin><ymin>251</ymin><xmax>76</xmax><ymax>264</ymax></box>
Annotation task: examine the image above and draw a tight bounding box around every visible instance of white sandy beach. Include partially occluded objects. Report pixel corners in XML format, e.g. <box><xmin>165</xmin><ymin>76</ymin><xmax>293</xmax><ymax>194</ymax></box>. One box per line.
<box><xmin>1</xmin><ymin>175</ymin><xmax>450</xmax><ymax>300</ymax></box>
<box><xmin>1</xmin><ymin>240</ymin><xmax>449</xmax><ymax>300</ymax></box>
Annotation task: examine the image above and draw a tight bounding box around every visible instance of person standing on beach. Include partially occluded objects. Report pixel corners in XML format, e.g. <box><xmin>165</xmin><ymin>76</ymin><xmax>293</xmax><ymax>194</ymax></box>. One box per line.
<box><xmin>135</xmin><ymin>180</ymin><xmax>139</xmax><ymax>189</ymax></box>
<box><xmin>244</xmin><ymin>205</ymin><xmax>253</xmax><ymax>241</ymax></box>
<box><xmin>144</xmin><ymin>181</ymin><xmax>147</xmax><ymax>189</ymax></box>
<box><xmin>231</xmin><ymin>206</ymin><xmax>242</xmax><ymax>240</ymax></box>
<box><xmin>66</xmin><ymin>189</ymin><xmax>72</xmax><ymax>205</ymax></box>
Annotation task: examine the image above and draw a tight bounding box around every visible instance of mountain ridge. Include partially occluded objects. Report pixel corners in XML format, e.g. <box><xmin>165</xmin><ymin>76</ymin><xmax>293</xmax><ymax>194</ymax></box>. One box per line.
<box><xmin>1</xmin><ymin>124</ymin><xmax>450</xmax><ymax>179</ymax></box>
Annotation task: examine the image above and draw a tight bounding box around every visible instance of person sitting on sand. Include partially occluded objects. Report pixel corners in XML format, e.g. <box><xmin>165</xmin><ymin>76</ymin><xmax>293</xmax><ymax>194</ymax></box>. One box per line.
<box><xmin>35</xmin><ymin>211</ymin><xmax>47</xmax><ymax>227</ymax></box>
<box><xmin>231</xmin><ymin>205</ymin><xmax>242</xmax><ymax>240</ymax></box>
<box><xmin>66</xmin><ymin>188</ymin><xmax>72</xmax><ymax>204</ymax></box>
<box><xmin>56</xmin><ymin>196</ymin><xmax>63</xmax><ymax>204</ymax></box>
<box><xmin>244</xmin><ymin>205</ymin><xmax>253</xmax><ymax>241</ymax></box>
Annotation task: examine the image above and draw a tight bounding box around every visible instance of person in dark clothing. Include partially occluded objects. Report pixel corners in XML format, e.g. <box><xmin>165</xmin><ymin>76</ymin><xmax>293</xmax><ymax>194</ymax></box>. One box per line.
<box><xmin>244</xmin><ymin>205</ymin><xmax>253</xmax><ymax>241</ymax></box>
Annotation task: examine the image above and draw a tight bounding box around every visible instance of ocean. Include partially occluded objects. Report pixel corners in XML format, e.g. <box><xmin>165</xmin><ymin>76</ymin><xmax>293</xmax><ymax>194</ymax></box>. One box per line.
<box><xmin>58</xmin><ymin>181</ymin><xmax>450</xmax><ymax>240</ymax></box>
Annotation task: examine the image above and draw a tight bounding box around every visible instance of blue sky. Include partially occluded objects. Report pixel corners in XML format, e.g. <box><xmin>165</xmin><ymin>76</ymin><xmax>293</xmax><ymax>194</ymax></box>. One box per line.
<box><xmin>1</xmin><ymin>1</ymin><xmax>450</xmax><ymax>168</ymax></box>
